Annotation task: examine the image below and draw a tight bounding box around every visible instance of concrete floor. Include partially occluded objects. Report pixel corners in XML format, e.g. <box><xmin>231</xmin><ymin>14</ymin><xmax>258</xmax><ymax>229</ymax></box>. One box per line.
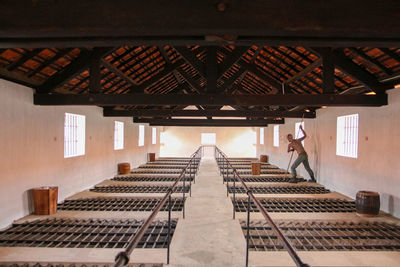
<box><xmin>2</xmin><ymin>156</ymin><xmax>400</xmax><ymax>266</ymax></box>
<box><xmin>168</xmin><ymin>158</ymin><xmax>247</xmax><ymax>267</ymax></box>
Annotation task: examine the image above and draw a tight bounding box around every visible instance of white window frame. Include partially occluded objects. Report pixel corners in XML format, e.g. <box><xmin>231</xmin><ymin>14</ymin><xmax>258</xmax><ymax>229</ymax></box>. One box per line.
<box><xmin>152</xmin><ymin>127</ymin><xmax>157</xmax><ymax>145</ymax></box>
<box><xmin>295</xmin><ymin>122</ymin><xmax>305</xmax><ymax>146</ymax></box>
<box><xmin>336</xmin><ymin>114</ymin><xmax>359</xmax><ymax>158</ymax></box>
<box><xmin>259</xmin><ymin>128</ymin><xmax>264</xmax><ymax>145</ymax></box>
<box><xmin>273</xmin><ymin>125</ymin><xmax>279</xmax><ymax>147</ymax></box>
<box><xmin>64</xmin><ymin>113</ymin><xmax>85</xmax><ymax>158</ymax></box>
<box><xmin>114</xmin><ymin>121</ymin><xmax>124</xmax><ymax>150</ymax></box>
<box><xmin>138</xmin><ymin>125</ymin><xmax>145</xmax><ymax>147</ymax></box>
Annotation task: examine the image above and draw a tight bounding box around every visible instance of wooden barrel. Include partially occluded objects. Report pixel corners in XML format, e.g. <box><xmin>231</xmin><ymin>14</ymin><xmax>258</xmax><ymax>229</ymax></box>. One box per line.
<box><xmin>118</xmin><ymin>163</ymin><xmax>131</xmax><ymax>174</ymax></box>
<box><xmin>251</xmin><ymin>162</ymin><xmax>261</xmax><ymax>175</ymax></box>
<box><xmin>356</xmin><ymin>191</ymin><xmax>380</xmax><ymax>217</ymax></box>
<box><xmin>260</xmin><ymin>155</ymin><xmax>268</xmax><ymax>163</ymax></box>
<box><xmin>148</xmin><ymin>153</ymin><xmax>156</xmax><ymax>162</ymax></box>
<box><xmin>32</xmin><ymin>186</ymin><xmax>58</xmax><ymax>215</ymax></box>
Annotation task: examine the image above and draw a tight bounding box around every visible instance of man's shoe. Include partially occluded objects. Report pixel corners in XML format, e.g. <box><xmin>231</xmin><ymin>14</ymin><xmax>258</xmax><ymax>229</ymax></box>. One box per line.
<box><xmin>309</xmin><ymin>178</ymin><xmax>316</xmax><ymax>183</ymax></box>
<box><xmin>289</xmin><ymin>178</ymin><xmax>298</xmax><ymax>184</ymax></box>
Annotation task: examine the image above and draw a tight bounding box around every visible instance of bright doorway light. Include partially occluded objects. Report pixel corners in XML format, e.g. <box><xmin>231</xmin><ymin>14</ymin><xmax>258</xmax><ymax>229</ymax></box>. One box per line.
<box><xmin>201</xmin><ymin>133</ymin><xmax>216</xmax><ymax>145</ymax></box>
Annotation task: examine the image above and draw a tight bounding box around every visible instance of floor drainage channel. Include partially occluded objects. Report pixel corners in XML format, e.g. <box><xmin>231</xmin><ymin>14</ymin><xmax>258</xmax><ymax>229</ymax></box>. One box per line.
<box><xmin>0</xmin><ymin>218</ymin><xmax>177</xmax><ymax>249</ymax></box>
<box><xmin>90</xmin><ymin>185</ymin><xmax>190</xmax><ymax>193</ymax></box>
<box><xmin>229</xmin><ymin>185</ymin><xmax>330</xmax><ymax>194</ymax></box>
<box><xmin>112</xmin><ymin>175</ymin><xmax>193</xmax><ymax>182</ymax></box>
<box><xmin>233</xmin><ymin>198</ymin><xmax>355</xmax><ymax>213</ymax></box>
<box><xmin>58</xmin><ymin>197</ymin><xmax>185</xmax><ymax>211</ymax></box>
<box><xmin>224</xmin><ymin>176</ymin><xmax>305</xmax><ymax>183</ymax></box>
<box><xmin>139</xmin><ymin>165</ymin><xmax>198</xmax><ymax>169</ymax></box>
<box><xmin>240</xmin><ymin>220</ymin><xmax>400</xmax><ymax>251</ymax></box>
<box><xmin>223</xmin><ymin>170</ymin><xmax>288</xmax><ymax>175</ymax></box>
<box><xmin>131</xmin><ymin>170</ymin><xmax>196</xmax><ymax>174</ymax></box>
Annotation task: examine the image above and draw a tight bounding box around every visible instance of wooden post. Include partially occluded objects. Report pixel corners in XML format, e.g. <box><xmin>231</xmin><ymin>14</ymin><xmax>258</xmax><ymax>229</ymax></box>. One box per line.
<box><xmin>251</xmin><ymin>162</ymin><xmax>261</xmax><ymax>175</ymax></box>
<box><xmin>32</xmin><ymin>186</ymin><xmax>58</xmax><ymax>215</ymax></box>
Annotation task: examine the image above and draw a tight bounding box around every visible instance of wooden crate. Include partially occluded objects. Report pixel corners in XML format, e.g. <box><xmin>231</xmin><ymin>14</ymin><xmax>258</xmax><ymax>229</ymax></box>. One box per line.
<box><xmin>32</xmin><ymin>186</ymin><xmax>58</xmax><ymax>215</ymax></box>
<box><xmin>260</xmin><ymin>155</ymin><xmax>268</xmax><ymax>162</ymax></box>
<box><xmin>251</xmin><ymin>162</ymin><xmax>261</xmax><ymax>175</ymax></box>
<box><xmin>148</xmin><ymin>153</ymin><xmax>156</xmax><ymax>162</ymax></box>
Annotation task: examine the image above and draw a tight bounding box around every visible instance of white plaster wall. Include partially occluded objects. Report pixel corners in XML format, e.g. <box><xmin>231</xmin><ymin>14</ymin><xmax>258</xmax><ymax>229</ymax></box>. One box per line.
<box><xmin>257</xmin><ymin>89</ymin><xmax>400</xmax><ymax>218</ymax></box>
<box><xmin>0</xmin><ymin>79</ymin><xmax>161</xmax><ymax>228</ymax></box>
<box><xmin>160</xmin><ymin>126</ymin><xmax>257</xmax><ymax>157</ymax></box>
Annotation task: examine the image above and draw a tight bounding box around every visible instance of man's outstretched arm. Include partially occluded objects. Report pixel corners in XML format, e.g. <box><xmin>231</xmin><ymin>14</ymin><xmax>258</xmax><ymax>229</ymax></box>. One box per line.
<box><xmin>298</xmin><ymin>125</ymin><xmax>307</xmax><ymax>141</ymax></box>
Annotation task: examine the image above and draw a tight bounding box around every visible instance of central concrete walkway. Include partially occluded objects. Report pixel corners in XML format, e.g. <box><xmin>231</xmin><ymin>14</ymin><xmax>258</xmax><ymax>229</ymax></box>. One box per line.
<box><xmin>169</xmin><ymin>157</ymin><xmax>246</xmax><ymax>267</ymax></box>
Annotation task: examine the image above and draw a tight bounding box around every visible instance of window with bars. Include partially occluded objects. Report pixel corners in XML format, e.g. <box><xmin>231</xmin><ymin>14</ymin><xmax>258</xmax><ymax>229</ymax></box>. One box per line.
<box><xmin>337</xmin><ymin>114</ymin><xmax>359</xmax><ymax>158</ymax></box>
<box><xmin>295</xmin><ymin>122</ymin><xmax>305</xmax><ymax>146</ymax></box>
<box><xmin>273</xmin><ymin>125</ymin><xmax>279</xmax><ymax>147</ymax></box>
<box><xmin>64</xmin><ymin>113</ymin><xmax>85</xmax><ymax>158</ymax></box>
<box><xmin>160</xmin><ymin>131</ymin><xmax>165</xmax><ymax>144</ymax></box>
<box><xmin>138</xmin><ymin>125</ymin><xmax>145</xmax><ymax>147</ymax></box>
<box><xmin>152</xmin><ymin>127</ymin><xmax>157</xmax><ymax>144</ymax></box>
<box><xmin>259</xmin><ymin>128</ymin><xmax>264</xmax><ymax>145</ymax></box>
<box><xmin>114</xmin><ymin>121</ymin><xmax>124</xmax><ymax>150</ymax></box>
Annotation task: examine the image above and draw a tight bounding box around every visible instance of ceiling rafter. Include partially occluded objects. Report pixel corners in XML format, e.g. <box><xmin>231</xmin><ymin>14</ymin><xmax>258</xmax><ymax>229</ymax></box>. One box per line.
<box><xmin>174</xmin><ymin>46</ymin><xmax>206</xmax><ymax>77</ymax></box>
<box><xmin>35</xmin><ymin>47</ymin><xmax>114</xmax><ymax>93</ymax></box>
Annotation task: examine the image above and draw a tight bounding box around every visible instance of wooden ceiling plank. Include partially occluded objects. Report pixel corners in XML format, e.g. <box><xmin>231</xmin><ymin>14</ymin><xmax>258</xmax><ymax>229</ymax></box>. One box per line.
<box><xmin>34</xmin><ymin>93</ymin><xmax>388</xmax><ymax>107</ymax></box>
<box><xmin>104</xmin><ymin>109</ymin><xmax>316</xmax><ymax>118</ymax></box>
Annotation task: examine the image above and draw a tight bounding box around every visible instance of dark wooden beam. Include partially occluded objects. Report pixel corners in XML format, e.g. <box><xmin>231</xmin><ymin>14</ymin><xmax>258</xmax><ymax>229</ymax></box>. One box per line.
<box><xmin>89</xmin><ymin>49</ymin><xmax>103</xmax><ymax>93</ymax></box>
<box><xmin>130</xmin><ymin>58</ymin><xmax>186</xmax><ymax>93</ymax></box>
<box><xmin>1</xmin><ymin>1</ymin><xmax>399</xmax><ymax>48</ymax></box>
<box><xmin>104</xmin><ymin>109</ymin><xmax>316</xmax><ymax>118</ymax></box>
<box><xmin>221</xmin><ymin>68</ymin><xmax>247</xmax><ymax>93</ymax></box>
<box><xmin>319</xmin><ymin>48</ymin><xmax>335</xmax><ymax>93</ymax></box>
<box><xmin>27</xmin><ymin>48</ymin><xmax>73</xmax><ymax>78</ymax></box>
<box><xmin>311</xmin><ymin>47</ymin><xmax>395</xmax><ymax>93</ymax></box>
<box><xmin>332</xmin><ymin>50</ymin><xmax>393</xmax><ymax>93</ymax></box>
<box><xmin>348</xmin><ymin>48</ymin><xmax>392</xmax><ymax>76</ymax></box>
<box><xmin>218</xmin><ymin>46</ymin><xmax>250</xmax><ymax>79</ymax></box>
<box><xmin>284</xmin><ymin>58</ymin><xmax>322</xmax><ymax>86</ymax></box>
<box><xmin>206</xmin><ymin>46</ymin><xmax>218</xmax><ymax>93</ymax></box>
<box><xmin>240</xmin><ymin>61</ymin><xmax>281</xmax><ymax>93</ymax></box>
<box><xmin>175</xmin><ymin>67</ymin><xmax>203</xmax><ymax>93</ymax></box>
<box><xmin>133</xmin><ymin>118</ymin><xmax>284</xmax><ymax>127</ymax></box>
<box><xmin>174</xmin><ymin>47</ymin><xmax>205</xmax><ymax>77</ymax></box>
<box><xmin>34</xmin><ymin>93</ymin><xmax>388</xmax><ymax>107</ymax></box>
<box><xmin>36</xmin><ymin>48</ymin><xmax>113</xmax><ymax>93</ymax></box>
<box><xmin>101</xmin><ymin>59</ymin><xmax>138</xmax><ymax>88</ymax></box>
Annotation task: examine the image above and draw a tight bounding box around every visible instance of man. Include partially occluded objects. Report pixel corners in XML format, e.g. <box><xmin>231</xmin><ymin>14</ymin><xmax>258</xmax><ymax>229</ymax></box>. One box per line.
<box><xmin>287</xmin><ymin>124</ymin><xmax>316</xmax><ymax>183</ymax></box>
